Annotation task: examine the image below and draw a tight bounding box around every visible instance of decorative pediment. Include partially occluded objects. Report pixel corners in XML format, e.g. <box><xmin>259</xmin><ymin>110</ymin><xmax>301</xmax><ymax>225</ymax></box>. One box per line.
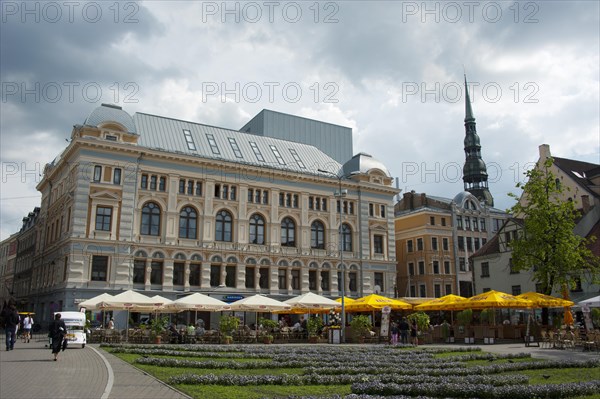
<box><xmin>89</xmin><ymin>190</ymin><xmax>121</xmax><ymax>201</ymax></box>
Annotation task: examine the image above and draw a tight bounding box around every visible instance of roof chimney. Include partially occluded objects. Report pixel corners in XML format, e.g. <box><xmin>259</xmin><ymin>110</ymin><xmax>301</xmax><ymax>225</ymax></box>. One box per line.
<box><xmin>539</xmin><ymin>144</ymin><xmax>551</xmax><ymax>160</ymax></box>
<box><xmin>581</xmin><ymin>195</ymin><xmax>590</xmax><ymax>214</ymax></box>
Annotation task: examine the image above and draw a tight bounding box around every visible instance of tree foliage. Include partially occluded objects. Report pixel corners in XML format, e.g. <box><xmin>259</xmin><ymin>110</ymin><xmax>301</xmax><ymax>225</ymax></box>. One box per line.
<box><xmin>508</xmin><ymin>158</ymin><xmax>599</xmax><ymax>295</ymax></box>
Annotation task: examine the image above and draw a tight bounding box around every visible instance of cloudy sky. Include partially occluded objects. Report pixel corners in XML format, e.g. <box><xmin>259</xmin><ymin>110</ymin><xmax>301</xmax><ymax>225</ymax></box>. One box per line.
<box><xmin>1</xmin><ymin>1</ymin><xmax>598</xmax><ymax>240</ymax></box>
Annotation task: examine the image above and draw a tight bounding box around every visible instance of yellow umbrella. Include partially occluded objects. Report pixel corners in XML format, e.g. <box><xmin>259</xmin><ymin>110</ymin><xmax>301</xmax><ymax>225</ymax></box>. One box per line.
<box><xmin>454</xmin><ymin>290</ymin><xmax>533</xmax><ymax>310</ymax></box>
<box><xmin>345</xmin><ymin>294</ymin><xmax>412</xmax><ymax>313</ymax></box>
<box><xmin>516</xmin><ymin>292</ymin><xmax>574</xmax><ymax>308</ymax></box>
<box><xmin>335</xmin><ymin>297</ymin><xmax>356</xmax><ymax>304</ymax></box>
<box><xmin>415</xmin><ymin>294</ymin><xmax>467</xmax><ymax>311</ymax></box>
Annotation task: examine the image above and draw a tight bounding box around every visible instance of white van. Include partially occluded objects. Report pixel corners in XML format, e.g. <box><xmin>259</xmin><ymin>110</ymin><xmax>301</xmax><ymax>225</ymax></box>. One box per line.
<box><xmin>54</xmin><ymin>311</ymin><xmax>87</xmax><ymax>348</ymax></box>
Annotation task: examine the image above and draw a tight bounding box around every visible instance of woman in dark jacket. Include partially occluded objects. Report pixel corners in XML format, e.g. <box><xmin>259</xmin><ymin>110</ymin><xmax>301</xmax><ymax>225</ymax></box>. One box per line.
<box><xmin>48</xmin><ymin>313</ymin><xmax>67</xmax><ymax>361</ymax></box>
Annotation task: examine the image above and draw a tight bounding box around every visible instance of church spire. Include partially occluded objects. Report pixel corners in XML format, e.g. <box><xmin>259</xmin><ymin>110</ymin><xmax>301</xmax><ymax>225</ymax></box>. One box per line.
<box><xmin>462</xmin><ymin>74</ymin><xmax>494</xmax><ymax>207</ymax></box>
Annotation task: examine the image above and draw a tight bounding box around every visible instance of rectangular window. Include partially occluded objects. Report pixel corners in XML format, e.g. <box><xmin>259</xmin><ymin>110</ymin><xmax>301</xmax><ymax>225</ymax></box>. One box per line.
<box><xmin>223</xmin><ymin>185</ymin><xmax>228</xmax><ymax>199</ymax></box>
<box><xmin>255</xmin><ymin>189</ymin><xmax>261</xmax><ymax>203</ymax></box>
<box><xmin>308</xmin><ymin>196</ymin><xmax>314</xmax><ymax>209</ymax></box>
<box><xmin>380</xmin><ymin>205</ymin><xmax>385</xmax><ymax>218</ymax></box>
<box><xmin>408</xmin><ymin>263</ymin><xmax>414</xmax><ymax>276</ymax></box>
<box><xmin>407</xmin><ymin>240</ymin><xmax>413</xmax><ymax>253</ymax></box>
<box><xmin>458</xmin><ymin>236</ymin><xmax>465</xmax><ymax>251</ymax></box>
<box><xmin>159</xmin><ymin>177</ymin><xmax>166</xmax><ymax>191</ymax></box>
<box><xmin>245</xmin><ymin>266</ymin><xmax>255</xmax><ymax>289</ymax></box>
<box><xmin>374</xmin><ymin>235</ymin><xmax>384</xmax><ymax>254</ymax></box>
<box><xmin>173</xmin><ymin>262</ymin><xmax>185</xmax><ymax>285</ymax></box>
<box><xmin>444</xmin><ymin>261</ymin><xmax>451</xmax><ymax>274</ymax></box>
<box><xmin>465</xmin><ymin>216</ymin><xmax>471</xmax><ymax>230</ymax></box>
<box><xmin>259</xmin><ymin>267</ymin><xmax>269</xmax><ymax>289</ymax></box>
<box><xmin>441</xmin><ymin>217</ymin><xmax>446</xmax><ymax>227</ymax></box>
<box><xmin>183</xmin><ymin>129</ymin><xmax>196</xmax><ymax>151</ymax></box>
<box><xmin>278</xmin><ymin>269</ymin><xmax>287</xmax><ymax>289</ymax></box>
<box><xmin>228</xmin><ymin>137</ymin><xmax>243</xmax><ymax>158</ymax></box>
<box><xmin>434</xmin><ymin>284</ymin><xmax>441</xmax><ymax>298</ymax></box>
<box><xmin>215</xmin><ymin>184</ymin><xmax>221</xmax><ymax>198</ymax></box>
<box><xmin>133</xmin><ymin>260</ymin><xmax>145</xmax><ymax>283</ymax></box>
<box><xmin>480</xmin><ymin>218</ymin><xmax>486</xmax><ymax>231</ymax></box>
<box><xmin>249</xmin><ymin>141</ymin><xmax>265</xmax><ymax>162</ymax></box>
<box><xmin>417</xmin><ymin>238</ymin><xmax>423</xmax><ymax>251</ymax></box>
<box><xmin>189</xmin><ymin>264</ymin><xmax>201</xmax><ymax>286</ymax></box>
<box><xmin>309</xmin><ymin>270</ymin><xmax>317</xmax><ymax>290</ymax></box>
<box><xmin>230</xmin><ymin>186</ymin><xmax>236</xmax><ymax>200</ymax></box>
<box><xmin>206</xmin><ymin>133</ymin><xmax>220</xmax><ymax>155</ymax></box>
<box><xmin>320</xmin><ymin>270</ymin><xmax>330</xmax><ymax>291</ymax></box>
<box><xmin>93</xmin><ymin>165</ymin><xmax>102</xmax><ymax>182</ymax></box>
<box><xmin>210</xmin><ymin>265</ymin><xmax>221</xmax><ymax>287</ymax></box>
<box><xmin>374</xmin><ymin>272</ymin><xmax>384</xmax><ymax>292</ymax></box>
<box><xmin>288</xmin><ymin>148</ymin><xmax>306</xmax><ymax>169</ymax></box>
<box><xmin>91</xmin><ymin>255</ymin><xmax>108</xmax><ymax>281</ymax></box>
<box><xmin>472</xmin><ymin>217</ymin><xmax>478</xmax><ymax>230</ymax></box>
<box><xmin>150</xmin><ymin>261</ymin><xmax>163</xmax><ymax>285</ymax></box>
<box><xmin>445</xmin><ymin>284</ymin><xmax>452</xmax><ymax>295</ymax></box>
<box><xmin>474</xmin><ymin>238</ymin><xmax>480</xmax><ymax>251</ymax></box>
<box><xmin>262</xmin><ymin>191</ymin><xmax>268</xmax><ymax>204</ymax></box>
<box><xmin>349</xmin><ymin>272</ymin><xmax>357</xmax><ymax>292</ymax></box>
<box><xmin>442</xmin><ymin>237</ymin><xmax>449</xmax><ymax>251</ymax></box>
<box><xmin>457</xmin><ymin>216</ymin><xmax>463</xmax><ymax>229</ymax></box>
<box><xmin>95</xmin><ymin>206</ymin><xmax>112</xmax><ymax>231</ymax></box>
<box><xmin>113</xmin><ymin>168</ymin><xmax>122</xmax><ymax>185</ymax></box>
<box><xmin>269</xmin><ymin>145</ymin><xmax>286</xmax><ymax>165</ymax></box>
<box><xmin>511</xmin><ymin>285</ymin><xmax>522</xmax><ymax>296</ymax></box>
<box><xmin>187</xmin><ymin>180</ymin><xmax>194</xmax><ymax>195</ymax></box>
<box><xmin>466</xmin><ymin>237</ymin><xmax>472</xmax><ymax>252</ymax></box>
<box><xmin>459</xmin><ymin>257</ymin><xmax>466</xmax><ymax>272</ymax></box>
<box><xmin>481</xmin><ymin>262</ymin><xmax>490</xmax><ymax>277</ymax></box>
<box><xmin>369</xmin><ymin>203</ymin><xmax>374</xmax><ymax>217</ymax></box>
<box><xmin>431</xmin><ymin>237</ymin><xmax>438</xmax><ymax>251</ymax></box>
<box><xmin>410</xmin><ymin>285</ymin><xmax>416</xmax><ymax>297</ymax></box>
<box><xmin>433</xmin><ymin>261</ymin><xmax>439</xmax><ymax>274</ymax></box>
<box><xmin>150</xmin><ymin>175</ymin><xmax>157</xmax><ymax>190</ymax></box>
<box><xmin>292</xmin><ymin>194</ymin><xmax>298</xmax><ymax>208</ymax></box>
<box><xmin>419</xmin><ymin>284</ymin><xmax>426</xmax><ymax>298</ymax></box>
<box><xmin>291</xmin><ymin>270</ymin><xmax>300</xmax><ymax>290</ymax></box>
<box><xmin>430</xmin><ymin>216</ymin><xmax>435</xmax><ymax>225</ymax></box>
<box><xmin>225</xmin><ymin>265</ymin><xmax>236</xmax><ymax>288</ymax></box>
<box><xmin>509</xmin><ymin>258</ymin><xmax>518</xmax><ymax>274</ymax></box>
<box><xmin>195</xmin><ymin>182</ymin><xmax>202</xmax><ymax>196</ymax></box>
<box><xmin>179</xmin><ymin>180</ymin><xmax>185</xmax><ymax>194</ymax></box>
<box><xmin>417</xmin><ymin>261</ymin><xmax>425</xmax><ymax>275</ymax></box>
<box><xmin>248</xmin><ymin>189</ymin><xmax>254</xmax><ymax>203</ymax></box>
<box><xmin>279</xmin><ymin>193</ymin><xmax>284</xmax><ymax>206</ymax></box>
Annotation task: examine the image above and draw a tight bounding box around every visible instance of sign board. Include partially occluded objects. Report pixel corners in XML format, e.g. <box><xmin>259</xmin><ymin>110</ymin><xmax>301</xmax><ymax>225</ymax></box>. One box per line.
<box><xmin>382</xmin><ymin>306</ymin><xmax>391</xmax><ymax>314</ymax></box>
<box><xmin>380</xmin><ymin>309</ymin><xmax>391</xmax><ymax>337</ymax></box>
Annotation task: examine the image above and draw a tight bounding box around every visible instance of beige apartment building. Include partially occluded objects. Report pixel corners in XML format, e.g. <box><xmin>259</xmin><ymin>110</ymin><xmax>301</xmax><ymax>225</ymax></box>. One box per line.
<box><xmin>17</xmin><ymin>104</ymin><xmax>399</xmax><ymax>325</ymax></box>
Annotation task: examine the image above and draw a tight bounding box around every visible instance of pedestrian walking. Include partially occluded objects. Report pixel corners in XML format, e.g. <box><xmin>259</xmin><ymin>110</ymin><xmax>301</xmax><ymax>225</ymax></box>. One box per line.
<box><xmin>410</xmin><ymin>319</ymin><xmax>419</xmax><ymax>346</ymax></box>
<box><xmin>399</xmin><ymin>317</ymin><xmax>410</xmax><ymax>344</ymax></box>
<box><xmin>390</xmin><ymin>321</ymin><xmax>399</xmax><ymax>345</ymax></box>
<box><xmin>1</xmin><ymin>301</ymin><xmax>20</xmax><ymax>351</ymax></box>
<box><xmin>22</xmin><ymin>313</ymin><xmax>34</xmax><ymax>343</ymax></box>
<box><xmin>48</xmin><ymin>313</ymin><xmax>67</xmax><ymax>361</ymax></box>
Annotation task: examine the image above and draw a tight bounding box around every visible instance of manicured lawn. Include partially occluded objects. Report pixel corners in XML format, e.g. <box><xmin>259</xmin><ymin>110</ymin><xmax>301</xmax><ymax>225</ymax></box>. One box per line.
<box><xmin>106</xmin><ymin>344</ymin><xmax>600</xmax><ymax>399</ymax></box>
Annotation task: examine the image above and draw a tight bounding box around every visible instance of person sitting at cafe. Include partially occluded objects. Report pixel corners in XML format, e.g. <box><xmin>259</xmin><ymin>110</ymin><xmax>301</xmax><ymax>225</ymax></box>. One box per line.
<box><xmin>186</xmin><ymin>324</ymin><xmax>195</xmax><ymax>336</ymax></box>
<box><xmin>168</xmin><ymin>324</ymin><xmax>183</xmax><ymax>343</ymax></box>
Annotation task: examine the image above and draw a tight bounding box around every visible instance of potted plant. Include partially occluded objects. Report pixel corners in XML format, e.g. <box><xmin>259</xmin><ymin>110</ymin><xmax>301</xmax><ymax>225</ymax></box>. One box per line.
<box><xmin>457</xmin><ymin>309</ymin><xmax>474</xmax><ymax>344</ymax></box>
<box><xmin>150</xmin><ymin>316</ymin><xmax>169</xmax><ymax>344</ymax></box>
<box><xmin>441</xmin><ymin>320</ymin><xmax>453</xmax><ymax>343</ymax></box>
<box><xmin>259</xmin><ymin>318</ymin><xmax>277</xmax><ymax>344</ymax></box>
<box><xmin>349</xmin><ymin>315</ymin><xmax>372</xmax><ymax>343</ymax></box>
<box><xmin>307</xmin><ymin>316</ymin><xmax>323</xmax><ymax>343</ymax></box>
<box><xmin>219</xmin><ymin>315</ymin><xmax>240</xmax><ymax>344</ymax></box>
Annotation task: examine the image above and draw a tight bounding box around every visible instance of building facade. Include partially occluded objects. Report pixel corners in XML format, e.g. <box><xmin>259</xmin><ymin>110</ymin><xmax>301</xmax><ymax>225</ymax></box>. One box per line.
<box><xmin>394</xmin><ymin>191</ymin><xmax>508</xmax><ymax>298</ymax></box>
<box><xmin>23</xmin><ymin>104</ymin><xmax>398</xmax><ymax>325</ymax></box>
<box><xmin>472</xmin><ymin>144</ymin><xmax>600</xmax><ymax>300</ymax></box>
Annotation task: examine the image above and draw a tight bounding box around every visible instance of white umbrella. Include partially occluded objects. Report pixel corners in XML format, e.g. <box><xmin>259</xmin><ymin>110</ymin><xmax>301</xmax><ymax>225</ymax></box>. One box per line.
<box><xmin>229</xmin><ymin>294</ymin><xmax>292</xmax><ymax>312</ymax></box>
<box><xmin>168</xmin><ymin>292</ymin><xmax>230</xmax><ymax>312</ymax></box>
<box><xmin>578</xmin><ymin>295</ymin><xmax>600</xmax><ymax>308</ymax></box>
<box><xmin>229</xmin><ymin>294</ymin><xmax>291</xmax><ymax>340</ymax></box>
<box><xmin>284</xmin><ymin>292</ymin><xmax>340</xmax><ymax>311</ymax></box>
<box><xmin>79</xmin><ymin>293</ymin><xmax>115</xmax><ymax>310</ymax></box>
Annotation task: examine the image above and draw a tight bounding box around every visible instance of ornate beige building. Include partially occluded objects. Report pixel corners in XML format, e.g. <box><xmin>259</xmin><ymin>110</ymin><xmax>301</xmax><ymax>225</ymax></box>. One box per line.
<box><xmin>25</xmin><ymin>104</ymin><xmax>398</xmax><ymax>324</ymax></box>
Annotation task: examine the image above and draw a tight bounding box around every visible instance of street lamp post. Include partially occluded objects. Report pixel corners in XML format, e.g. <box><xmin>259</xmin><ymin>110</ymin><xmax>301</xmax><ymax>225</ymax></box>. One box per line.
<box><xmin>318</xmin><ymin>169</ymin><xmax>347</xmax><ymax>343</ymax></box>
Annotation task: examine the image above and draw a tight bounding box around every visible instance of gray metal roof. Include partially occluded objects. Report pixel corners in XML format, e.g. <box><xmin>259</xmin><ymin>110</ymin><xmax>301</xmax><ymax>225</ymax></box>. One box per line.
<box><xmin>133</xmin><ymin>112</ymin><xmax>342</xmax><ymax>177</ymax></box>
<box><xmin>343</xmin><ymin>152</ymin><xmax>391</xmax><ymax>177</ymax></box>
<box><xmin>84</xmin><ymin>104</ymin><xmax>137</xmax><ymax>134</ymax></box>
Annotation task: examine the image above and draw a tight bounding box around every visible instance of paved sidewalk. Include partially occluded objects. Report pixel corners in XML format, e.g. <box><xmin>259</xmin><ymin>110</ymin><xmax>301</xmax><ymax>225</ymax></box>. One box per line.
<box><xmin>0</xmin><ymin>337</ymin><xmax>190</xmax><ymax>399</ymax></box>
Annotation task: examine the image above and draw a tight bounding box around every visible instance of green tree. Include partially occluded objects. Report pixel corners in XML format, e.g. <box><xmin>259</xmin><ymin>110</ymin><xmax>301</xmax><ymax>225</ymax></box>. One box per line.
<box><xmin>508</xmin><ymin>158</ymin><xmax>599</xmax><ymax>297</ymax></box>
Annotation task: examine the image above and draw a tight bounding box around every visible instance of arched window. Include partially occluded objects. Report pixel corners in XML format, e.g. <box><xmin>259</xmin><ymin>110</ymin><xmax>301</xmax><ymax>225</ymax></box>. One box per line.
<box><xmin>342</xmin><ymin>223</ymin><xmax>352</xmax><ymax>252</ymax></box>
<box><xmin>141</xmin><ymin>202</ymin><xmax>161</xmax><ymax>236</ymax></box>
<box><xmin>280</xmin><ymin>217</ymin><xmax>295</xmax><ymax>247</ymax></box>
<box><xmin>179</xmin><ymin>206</ymin><xmax>197</xmax><ymax>239</ymax></box>
<box><xmin>215</xmin><ymin>210</ymin><xmax>232</xmax><ymax>242</ymax></box>
<box><xmin>311</xmin><ymin>220</ymin><xmax>325</xmax><ymax>249</ymax></box>
<box><xmin>249</xmin><ymin>214</ymin><xmax>265</xmax><ymax>245</ymax></box>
